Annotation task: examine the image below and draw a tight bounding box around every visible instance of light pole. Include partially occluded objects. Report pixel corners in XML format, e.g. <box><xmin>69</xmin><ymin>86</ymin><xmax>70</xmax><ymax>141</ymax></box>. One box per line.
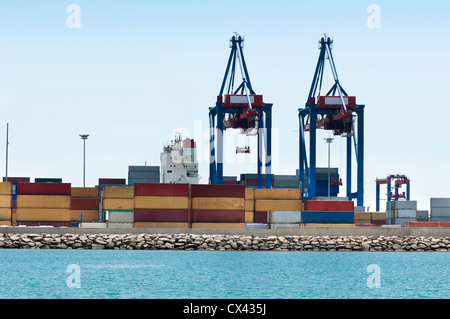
<box><xmin>324</xmin><ymin>137</ymin><xmax>334</xmax><ymax>198</ymax></box>
<box><xmin>5</xmin><ymin>123</ymin><xmax>9</xmax><ymax>182</ymax></box>
<box><xmin>80</xmin><ymin>134</ymin><xmax>89</xmax><ymax>187</ymax></box>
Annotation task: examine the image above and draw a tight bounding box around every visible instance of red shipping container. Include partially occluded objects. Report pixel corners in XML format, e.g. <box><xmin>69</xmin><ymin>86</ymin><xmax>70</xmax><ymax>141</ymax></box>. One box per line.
<box><xmin>16</xmin><ymin>182</ymin><xmax>71</xmax><ymax>195</ymax></box>
<box><xmin>403</xmin><ymin>222</ymin><xmax>450</xmax><ymax>228</ymax></box>
<box><xmin>191</xmin><ymin>210</ymin><xmax>245</xmax><ymax>223</ymax></box>
<box><xmin>305</xmin><ymin>200</ymin><xmax>354</xmax><ymax>212</ymax></box>
<box><xmin>371</xmin><ymin>220</ymin><xmax>386</xmax><ymax>226</ymax></box>
<box><xmin>190</xmin><ymin>184</ymin><xmax>245</xmax><ymax>198</ymax></box>
<box><xmin>254</xmin><ymin>211</ymin><xmax>268</xmax><ymax>223</ymax></box>
<box><xmin>134</xmin><ymin>183</ymin><xmax>189</xmax><ymax>196</ymax></box>
<box><xmin>70</xmin><ymin>198</ymin><xmax>99</xmax><ymax>210</ymax></box>
<box><xmin>134</xmin><ymin>209</ymin><xmax>188</xmax><ymax>222</ymax></box>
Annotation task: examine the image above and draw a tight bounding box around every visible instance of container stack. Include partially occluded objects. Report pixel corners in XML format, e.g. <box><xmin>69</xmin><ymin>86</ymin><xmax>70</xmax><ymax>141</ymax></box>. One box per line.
<box><xmin>430</xmin><ymin>198</ymin><xmax>450</xmax><ymax>222</ymax></box>
<box><xmin>190</xmin><ymin>184</ymin><xmax>246</xmax><ymax>229</ymax></box>
<box><xmin>302</xmin><ymin>200</ymin><xmax>354</xmax><ymax>225</ymax></box>
<box><xmin>70</xmin><ymin>187</ymin><xmax>100</xmax><ymax>225</ymax></box>
<box><xmin>254</xmin><ymin>189</ymin><xmax>303</xmax><ymax>228</ymax></box>
<box><xmin>128</xmin><ymin>166</ymin><xmax>160</xmax><ymax>185</ymax></box>
<box><xmin>386</xmin><ymin>200</ymin><xmax>417</xmax><ymax>225</ymax></box>
<box><xmin>102</xmin><ymin>186</ymin><xmax>134</xmax><ymax>228</ymax></box>
<box><xmin>315</xmin><ymin>168</ymin><xmax>339</xmax><ymax>197</ymax></box>
<box><xmin>133</xmin><ymin>183</ymin><xmax>190</xmax><ymax>228</ymax></box>
<box><xmin>16</xmin><ymin>183</ymin><xmax>72</xmax><ymax>227</ymax></box>
<box><xmin>0</xmin><ymin>182</ymin><xmax>12</xmax><ymax>226</ymax></box>
<box><xmin>370</xmin><ymin>212</ymin><xmax>386</xmax><ymax>226</ymax></box>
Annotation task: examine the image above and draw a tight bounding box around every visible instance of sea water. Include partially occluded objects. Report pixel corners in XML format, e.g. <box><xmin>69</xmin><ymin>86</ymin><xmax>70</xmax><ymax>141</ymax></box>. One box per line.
<box><xmin>0</xmin><ymin>250</ymin><xmax>448</xmax><ymax>299</ymax></box>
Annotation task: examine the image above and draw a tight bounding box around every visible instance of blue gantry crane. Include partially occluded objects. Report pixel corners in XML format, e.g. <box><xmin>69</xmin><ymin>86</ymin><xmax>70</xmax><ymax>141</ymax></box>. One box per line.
<box><xmin>209</xmin><ymin>34</ymin><xmax>273</xmax><ymax>188</ymax></box>
<box><xmin>298</xmin><ymin>35</ymin><xmax>365</xmax><ymax>206</ymax></box>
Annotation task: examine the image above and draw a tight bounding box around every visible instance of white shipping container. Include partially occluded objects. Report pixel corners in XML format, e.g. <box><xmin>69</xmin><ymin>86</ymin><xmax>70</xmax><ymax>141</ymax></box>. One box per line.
<box><xmin>430</xmin><ymin>207</ymin><xmax>450</xmax><ymax>217</ymax></box>
<box><xmin>392</xmin><ymin>200</ymin><xmax>417</xmax><ymax>210</ymax></box>
<box><xmin>107</xmin><ymin>211</ymin><xmax>134</xmax><ymax>223</ymax></box>
<box><xmin>269</xmin><ymin>223</ymin><xmax>300</xmax><ymax>229</ymax></box>
<box><xmin>430</xmin><ymin>198</ymin><xmax>450</xmax><ymax>208</ymax></box>
<box><xmin>107</xmin><ymin>222</ymin><xmax>133</xmax><ymax>229</ymax></box>
<box><xmin>395</xmin><ymin>209</ymin><xmax>417</xmax><ymax>218</ymax></box>
<box><xmin>269</xmin><ymin>211</ymin><xmax>301</xmax><ymax>224</ymax></box>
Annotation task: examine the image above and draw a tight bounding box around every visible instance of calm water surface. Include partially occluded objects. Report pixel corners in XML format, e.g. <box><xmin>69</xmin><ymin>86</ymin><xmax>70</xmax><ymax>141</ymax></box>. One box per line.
<box><xmin>0</xmin><ymin>250</ymin><xmax>448</xmax><ymax>299</ymax></box>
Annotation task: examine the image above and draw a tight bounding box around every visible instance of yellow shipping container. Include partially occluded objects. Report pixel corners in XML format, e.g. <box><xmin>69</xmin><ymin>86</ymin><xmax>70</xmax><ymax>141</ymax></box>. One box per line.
<box><xmin>16</xmin><ymin>195</ymin><xmax>70</xmax><ymax>208</ymax></box>
<box><xmin>103</xmin><ymin>187</ymin><xmax>134</xmax><ymax>199</ymax></box>
<box><xmin>134</xmin><ymin>222</ymin><xmax>189</xmax><ymax>229</ymax></box>
<box><xmin>0</xmin><ymin>208</ymin><xmax>11</xmax><ymax>221</ymax></box>
<box><xmin>245</xmin><ymin>188</ymin><xmax>254</xmax><ymax>200</ymax></box>
<box><xmin>0</xmin><ymin>182</ymin><xmax>12</xmax><ymax>195</ymax></box>
<box><xmin>71</xmin><ymin>187</ymin><xmax>99</xmax><ymax>198</ymax></box>
<box><xmin>254</xmin><ymin>189</ymin><xmax>301</xmax><ymax>200</ymax></box>
<box><xmin>371</xmin><ymin>212</ymin><xmax>386</xmax><ymax>221</ymax></box>
<box><xmin>16</xmin><ymin>208</ymin><xmax>71</xmax><ymax>221</ymax></box>
<box><xmin>191</xmin><ymin>222</ymin><xmax>246</xmax><ymax>229</ymax></box>
<box><xmin>134</xmin><ymin>196</ymin><xmax>189</xmax><ymax>210</ymax></box>
<box><xmin>245</xmin><ymin>211</ymin><xmax>254</xmax><ymax>223</ymax></box>
<box><xmin>0</xmin><ymin>195</ymin><xmax>11</xmax><ymax>208</ymax></box>
<box><xmin>255</xmin><ymin>200</ymin><xmax>303</xmax><ymax>212</ymax></box>
<box><xmin>244</xmin><ymin>199</ymin><xmax>254</xmax><ymax>211</ymax></box>
<box><xmin>191</xmin><ymin>197</ymin><xmax>244</xmax><ymax>211</ymax></box>
<box><xmin>70</xmin><ymin>210</ymin><xmax>99</xmax><ymax>222</ymax></box>
<box><xmin>354</xmin><ymin>212</ymin><xmax>372</xmax><ymax>223</ymax></box>
<box><xmin>103</xmin><ymin>198</ymin><xmax>134</xmax><ymax>210</ymax></box>
<box><xmin>0</xmin><ymin>221</ymin><xmax>11</xmax><ymax>226</ymax></box>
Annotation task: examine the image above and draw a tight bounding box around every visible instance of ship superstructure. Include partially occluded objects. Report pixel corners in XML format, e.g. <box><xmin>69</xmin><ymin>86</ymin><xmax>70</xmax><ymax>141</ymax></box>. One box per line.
<box><xmin>160</xmin><ymin>134</ymin><xmax>200</xmax><ymax>184</ymax></box>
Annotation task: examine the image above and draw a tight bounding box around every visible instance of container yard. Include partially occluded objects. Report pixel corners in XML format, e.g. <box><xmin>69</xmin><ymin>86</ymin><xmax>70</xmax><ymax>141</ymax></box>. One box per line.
<box><xmin>0</xmin><ymin>34</ymin><xmax>449</xmax><ymax>234</ymax></box>
<box><xmin>0</xmin><ymin>179</ymin><xmax>447</xmax><ymax>231</ymax></box>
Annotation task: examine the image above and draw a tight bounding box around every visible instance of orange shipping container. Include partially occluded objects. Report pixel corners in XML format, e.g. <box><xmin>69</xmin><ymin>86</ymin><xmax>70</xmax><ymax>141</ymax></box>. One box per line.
<box><xmin>0</xmin><ymin>195</ymin><xmax>11</xmax><ymax>208</ymax></box>
<box><xmin>16</xmin><ymin>208</ymin><xmax>71</xmax><ymax>221</ymax></box>
<box><xmin>103</xmin><ymin>187</ymin><xmax>134</xmax><ymax>199</ymax></box>
<box><xmin>254</xmin><ymin>189</ymin><xmax>301</xmax><ymax>200</ymax></box>
<box><xmin>103</xmin><ymin>198</ymin><xmax>134</xmax><ymax>210</ymax></box>
<box><xmin>0</xmin><ymin>208</ymin><xmax>11</xmax><ymax>221</ymax></box>
<box><xmin>70</xmin><ymin>210</ymin><xmax>99</xmax><ymax>222</ymax></box>
<box><xmin>254</xmin><ymin>200</ymin><xmax>303</xmax><ymax>212</ymax></box>
<box><xmin>16</xmin><ymin>195</ymin><xmax>70</xmax><ymax>208</ymax></box>
<box><xmin>71</xmin><ymin>187</ymin><xmax>99</xmax><ymax>198</ymax></box>
<box><xmin>134</xmin><ymin>196</ymin><xmax>189</xmax><ymax>210</ymax></box>
<box><xmin>0</xmin><ymin>182</ymin><xmax>12</xmax><ymax>195</ymax></box>
<box><xmin>191</xmin><ymin>197</ymin><xmax>244</xmax><ymax>211</ymax></box>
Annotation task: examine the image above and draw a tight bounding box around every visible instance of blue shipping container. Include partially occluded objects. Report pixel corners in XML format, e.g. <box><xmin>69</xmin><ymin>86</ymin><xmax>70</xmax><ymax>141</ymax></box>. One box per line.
<box><xmin>302</xmin><ymin>211</ymin><xmax>354</xmax><ymax>224</ymax></box>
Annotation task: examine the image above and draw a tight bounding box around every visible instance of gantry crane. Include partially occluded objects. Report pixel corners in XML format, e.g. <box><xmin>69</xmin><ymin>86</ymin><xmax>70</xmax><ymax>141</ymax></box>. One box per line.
<box><xmin>298</xmin><ymin>35</ymin><xmax>365</xmax><ymax>206</ymax></box>
<box><xmin>209</xmin><ymin>34</ymin><xmax>273</xmax><ymax>188</ymax></box>
<box><xmin>376</xmin><ymin>174</ymin><xmax>411</xmax><ymax>211</ymax></box>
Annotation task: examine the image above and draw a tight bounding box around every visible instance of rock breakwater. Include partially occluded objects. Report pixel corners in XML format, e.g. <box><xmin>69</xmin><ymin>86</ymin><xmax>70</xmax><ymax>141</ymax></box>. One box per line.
<box><xmin>0</xmin><ymin>233</ymin><xmax>449</xmax><ymax>251</ymax></box>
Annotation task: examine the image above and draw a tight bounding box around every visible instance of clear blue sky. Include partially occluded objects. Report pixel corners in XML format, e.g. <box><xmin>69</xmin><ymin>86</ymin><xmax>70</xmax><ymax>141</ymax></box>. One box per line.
<box><xmin>0</xmin><ymin>0</ymin><xmax>449</xmax><ymax>211</ymax></box>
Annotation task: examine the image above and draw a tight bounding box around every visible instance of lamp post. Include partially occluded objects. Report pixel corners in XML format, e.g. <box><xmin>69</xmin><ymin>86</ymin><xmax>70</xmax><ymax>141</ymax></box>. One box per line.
<box><xmin>80</xmin><ymin>134</ymin><xmax>89</xmax><ymax>187</ymax></box>
<box><xmin>324</xmin><ymin>137</ymin><xmax>334</xmax><ymax>198</ymax></box>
